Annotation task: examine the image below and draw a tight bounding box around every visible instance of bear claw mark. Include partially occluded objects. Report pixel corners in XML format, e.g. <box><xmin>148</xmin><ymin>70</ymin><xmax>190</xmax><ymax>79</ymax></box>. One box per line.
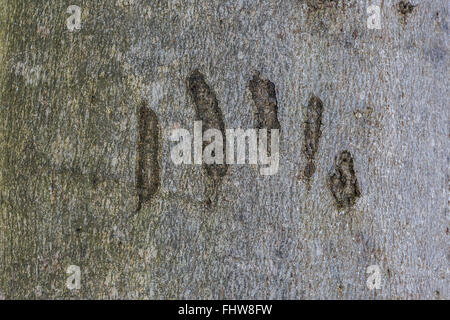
<box><xmin>248</xmin><ymin>71</ymin><xmax>281</xmax><ymax>132</ymax></box>
<box><xmin>135</xmin><ymin>104</ymin><xmax>161</xmax><ymax>212</ymax></box>
<box><xmin>328</xmin><ymin>151</ymin><xmax>361</xmax><ymax>210</ymax></box>
<box><xmin>305</xmin><ymin>0</ymin><xmax>339</xmax><ymax>10</ymax></box>
<box><xmin>397</xmin><ymin>1</ymin><xmax>416</xmax><ymax>15</ymax></box>
<box><xmin>302</xmin><ymin>95</ymin><xmax>323</xmax><ymax>182</ymax></box>
<box><xmin>187</xmin><ymin>70</ymin><xmax>228</xmax><ymax>205</ymax></box>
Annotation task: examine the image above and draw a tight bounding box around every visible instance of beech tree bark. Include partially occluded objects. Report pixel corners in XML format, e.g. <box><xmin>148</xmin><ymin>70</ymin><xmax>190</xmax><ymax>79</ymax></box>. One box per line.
<box><xmin>0</xmin><ymin>0</ymin><xmax>447</xmax><ymax>299</ymax></box>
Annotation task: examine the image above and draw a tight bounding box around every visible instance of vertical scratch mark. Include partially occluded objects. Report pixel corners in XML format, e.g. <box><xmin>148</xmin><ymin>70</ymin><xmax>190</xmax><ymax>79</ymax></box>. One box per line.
<box><xmin>187</xmin><ymin>69</ymin><xmax>228</xmax><ymax>205</ymax></box>
<box><xmin>328</xmin><ymin>151</ymin><xmax>361</xmax><ymax>210</ymax></box>
<box><xmin>302</xmin><ymin>95</ymin><xmax>323</xmax><ymax>184</ymax></box>
<box><xmin>135</xmin><ymin>104</ymin><xmax>160</xmax><ymax>212</ymax></box>
<box><xmin>248</xmin><ymin>71</ymin><xmax>281</xmax><ymax>132</ymax></box>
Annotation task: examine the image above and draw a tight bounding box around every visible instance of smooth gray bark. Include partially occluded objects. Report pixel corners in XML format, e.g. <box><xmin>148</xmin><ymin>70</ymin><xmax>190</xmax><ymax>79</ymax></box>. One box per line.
<box><xmin>0</xmin><ymin>0</ymin><xmax>448</xmax><ymax>299</ymax></box>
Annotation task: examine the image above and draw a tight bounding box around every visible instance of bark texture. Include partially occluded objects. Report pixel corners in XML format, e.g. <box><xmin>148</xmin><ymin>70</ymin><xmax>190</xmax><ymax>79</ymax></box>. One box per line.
<box><xmin>0</xmin><ymin>0</ymin><xmax>448</xmax><ymax>299</ymax></box>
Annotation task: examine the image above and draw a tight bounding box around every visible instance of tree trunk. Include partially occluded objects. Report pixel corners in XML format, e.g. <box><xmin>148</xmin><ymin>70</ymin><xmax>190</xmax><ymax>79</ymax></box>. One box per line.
<box><xmin>0</xmin><ymin>0</ymin><xmax>447</xmax><ymax>299</ymax></box>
